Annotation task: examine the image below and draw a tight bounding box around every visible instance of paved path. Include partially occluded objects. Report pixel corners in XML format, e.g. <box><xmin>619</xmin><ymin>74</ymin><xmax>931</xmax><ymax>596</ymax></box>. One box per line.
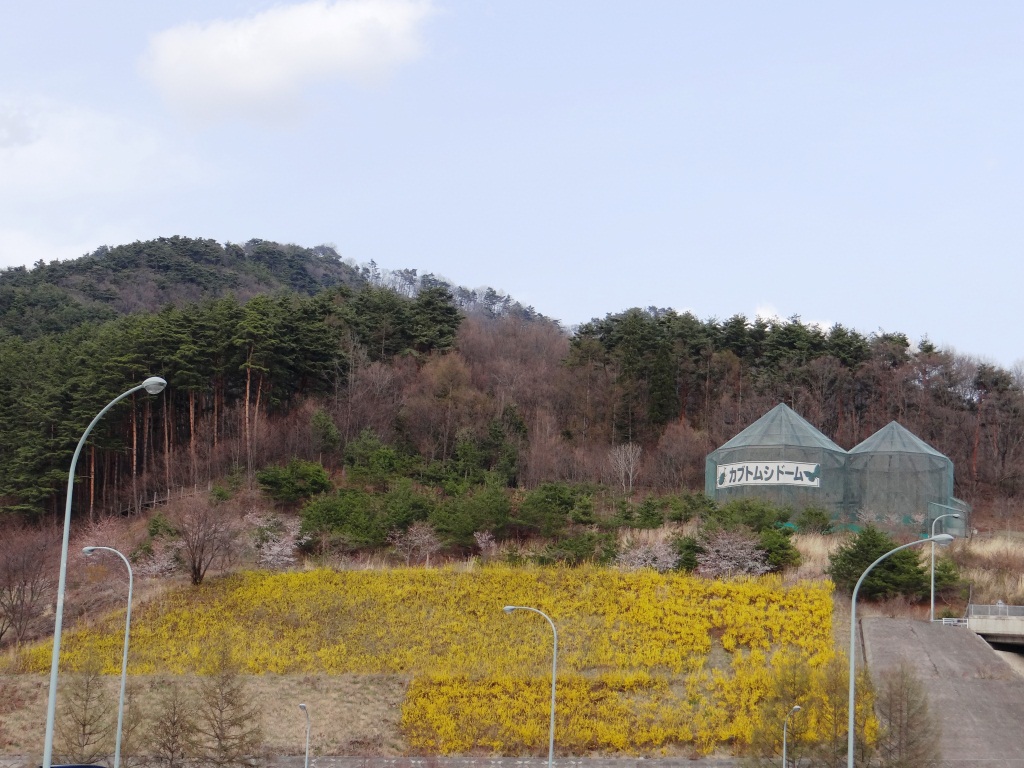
<box><xmin>861</xmin><ymin>617</ymin><xmax>1024</xmax><ymax>768</ymax></box>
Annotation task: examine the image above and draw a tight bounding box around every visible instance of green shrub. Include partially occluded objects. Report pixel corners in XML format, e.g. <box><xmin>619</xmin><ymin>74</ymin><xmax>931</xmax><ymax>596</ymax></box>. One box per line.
<box><xmin>210</xmin><ymin>486</ymin><xmax>232</xmax><ymax>503</ymax></box>
<box><xmin>672</xmin><ymin>535</ymin><xmax>703</xmax><ymax>572</ymax></box>
<box><xmin>635</xmin><ymin>496</ymin><xmax>666</xmax><ymax>529</ymax></box>
<box><xmin>795</xmin><ymin>506</ymin><xmax>834</xmax><ymax>534</ymax></box>
<box><xmin>381</xmin><ymin>479</ymin><xmax>435</xmax><ymax>531</ymax></box>
<box><xmin>539</xmin><ymin>531</ymin><xmax>618</xmax><ymax>566</ymax></box>
<box><xmin>344</xmin><ymin>429</ymin><xmax>413</xmax><ymax>486</ymax></box>
<box><xmin>666</xmin><ymin>492</ymin><xmax>718</xmax><ymax>523</ymax></box>
<box><xmin>430</xmin><ymin>480</ymin><xmax>510</xmax><ymax>547</ymax></box>
<box><xmin>710</xmin><ymin>498</ymin><xmax>791</xmax><ymax>532</ymax></box>
<box><xmin>256</xmin><ymin>459</ymin><xmax>331</xmax><ymax>504</ymax></box>
<box><xmin>758</xmin><ymin>527</ymin><xmax>801</xmax><ymax>571</ymax></box>
<box><xmin>310</xmin><ymin>408</ymin><xmax>341</xmax><ymax>457</ymax></box>
<box><xmin>515</xmin><ymin>483</ymin><xmax>580</xmax><ymax>538</ymax></box>
<box><xmin>300</xmin><ymin>489</ymin><xmax>386</xmax><ymax>548</ymax></box>
<box><xmin>147</xmin><ymin>512</ymin><xmax>177</xmax><ymax>538</ymax></box>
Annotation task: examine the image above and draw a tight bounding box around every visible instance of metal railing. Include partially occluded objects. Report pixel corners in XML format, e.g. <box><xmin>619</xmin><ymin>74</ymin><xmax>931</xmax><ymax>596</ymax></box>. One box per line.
<box><xmin>969</xmin><ymin>603</ymin><xmax>1024</xmax><ymax>617</ymax></box>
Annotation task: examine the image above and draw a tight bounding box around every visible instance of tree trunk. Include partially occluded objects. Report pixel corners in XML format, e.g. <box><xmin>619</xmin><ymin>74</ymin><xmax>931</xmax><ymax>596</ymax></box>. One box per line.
<box><xmin>244</xmin><ymin>353</ymin><xmax>253</xmax><ymax>477</ymax></box>
<box><xmin>164</xmin><ymin>390</ymin><xmax>171</xmax><ymax>490</ymax></box>
<box><xmin>131</xmin><ymin>394</ymin><xmax>139</xmax><ymax>514</ymax></box>
<box><xmin>189</xmin><ymin>390</ymin><xmax>197</xmax><ymax>484</ymax></box>
<box><xmin>89</xmin><ymin>444</ymin><xmax>96</xmax><ymax>523</ymax></box>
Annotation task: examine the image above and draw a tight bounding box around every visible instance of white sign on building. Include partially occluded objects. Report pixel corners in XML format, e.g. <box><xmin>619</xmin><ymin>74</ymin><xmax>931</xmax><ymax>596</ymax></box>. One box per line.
<box><xmin>716</xmin><ymin>461</ymin><xmax>821</xmax><ymax>489</ymax></box>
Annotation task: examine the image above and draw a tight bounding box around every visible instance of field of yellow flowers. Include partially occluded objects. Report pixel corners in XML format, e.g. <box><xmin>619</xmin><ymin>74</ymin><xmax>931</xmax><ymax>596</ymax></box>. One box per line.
<box><xmin>22</xmin><ymin>565</ymin><xmax>836</xmax><ymax>754</ymax></box>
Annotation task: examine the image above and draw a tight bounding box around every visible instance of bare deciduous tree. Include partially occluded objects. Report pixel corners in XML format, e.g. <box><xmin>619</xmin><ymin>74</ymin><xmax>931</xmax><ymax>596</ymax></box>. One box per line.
<box><xmin>875</xmin><ymin>662</ymin><xmax>941</xmax><ymax>768</ymax></box>
<box><xmin>150</xmin><ymin>680</ymin><xmax>200</xmax><ymax>768</ymax></box>
<box><xmin>0</xmin><ymin>523</ymin><xmax>56</xmax><ymax>646</ymax></box>
<box><xmin>175</xmin><ymin>499</ymin><xmax>238</xmax><ymax>585</ymax></box>
<box><xmin>56</xmin><ymin>652</ymin><xmax>114</xmax><ymax>766</ymax></box>
<box><xmin>197</xmin><ymin>645</ymin><xmax>263</xmax><ymax>768</ymax></box>
<box><xmin>387</xmin><ymin>521</ymin><xmax>443</xmax><ymax>566</ymax></box>
<box><xmin>609</xmin><ymin>442</ymin><xmax>642</xmax><ymax>495</ymax></box>
<box><xmin>119</xmin><ymin>680</ymin><xmax>148</xmax><ymax>768</ymax></box>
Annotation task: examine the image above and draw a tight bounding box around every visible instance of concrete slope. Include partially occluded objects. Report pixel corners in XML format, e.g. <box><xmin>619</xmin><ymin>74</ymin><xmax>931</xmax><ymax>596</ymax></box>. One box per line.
<box><xmin>861</xmin><ymin>617</ymin><xmax>1024</xmax><ymax>768</ymax></box>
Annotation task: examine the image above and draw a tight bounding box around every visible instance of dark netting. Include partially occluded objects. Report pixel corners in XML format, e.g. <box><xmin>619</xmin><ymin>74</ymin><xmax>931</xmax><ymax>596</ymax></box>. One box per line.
<box><xmin>705</xmin><ymin>403</ymin><xmax>852</xmax><ymax>519</ymax></box>
<box><xmin>847</xmin><ymin>422</ymin><xmax>964</xmax><ymax>532</ymax></box>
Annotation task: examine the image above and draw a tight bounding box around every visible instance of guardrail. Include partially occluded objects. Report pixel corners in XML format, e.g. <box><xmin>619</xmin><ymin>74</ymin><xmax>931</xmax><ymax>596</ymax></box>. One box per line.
<box><xmin>939</xmin><ymin>618</ymin><xmax>969</xmax><ymax>628</ymax></box>
<box><xmin>969</xmin><ymin>604</ymin><xmax>1024</xmax><ymax>617</ymax></box>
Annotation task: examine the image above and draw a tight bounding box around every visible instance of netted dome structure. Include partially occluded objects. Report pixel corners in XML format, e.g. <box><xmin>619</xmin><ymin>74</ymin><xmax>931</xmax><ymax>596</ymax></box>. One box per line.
<box><xmin>847</xmin><ymin>422</ymin><xmax>967</xmax><ymax>533</ymax></box>
<box><xmin>705</xmin><ymin>403</ymin><xmax>849</xmax><ymax>516</ymax></box>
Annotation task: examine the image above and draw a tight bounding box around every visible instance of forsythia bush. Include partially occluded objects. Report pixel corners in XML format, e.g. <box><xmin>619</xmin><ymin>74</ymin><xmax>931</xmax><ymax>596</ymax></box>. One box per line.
<box><xmin>23</xmin><ymin>565</ymin><xmax>836</xmax><ymax>754</ymax></box>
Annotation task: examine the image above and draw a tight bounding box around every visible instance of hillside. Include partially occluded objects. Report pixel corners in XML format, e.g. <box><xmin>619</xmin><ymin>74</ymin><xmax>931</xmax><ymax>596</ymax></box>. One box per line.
<box><xmin>0</xmin><ymin>237</ymin><xmax>364</xmax><ymax>339</ymax></box>
<box><xmin>0</xmin><ymin>233</ymin><xmax>1022</xmax><ymax>532</ymax></box>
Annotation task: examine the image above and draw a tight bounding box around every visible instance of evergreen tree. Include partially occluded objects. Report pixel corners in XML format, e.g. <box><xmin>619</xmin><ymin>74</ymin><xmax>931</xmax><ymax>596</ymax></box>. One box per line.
<box><xmin>827</xmin><ymin>526</ymin><xmax>928</xmax><ymax>600</ymax></box>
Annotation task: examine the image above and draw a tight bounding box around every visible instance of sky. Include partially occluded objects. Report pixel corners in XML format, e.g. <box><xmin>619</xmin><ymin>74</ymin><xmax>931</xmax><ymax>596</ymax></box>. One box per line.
<box><xmin>1</xmin><ymin>1</ymin><xmax>1023</xmax><ymax>365</ymax></box>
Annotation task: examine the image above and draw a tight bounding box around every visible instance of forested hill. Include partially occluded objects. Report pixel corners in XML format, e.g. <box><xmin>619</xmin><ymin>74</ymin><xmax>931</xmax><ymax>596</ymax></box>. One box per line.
<box><xmin>0</xmin><ymin>234</ymin><xmax>1021</xmax><ymax>530</ymax></box>
<box><xmin>0</xmin><ymin>237</ymin><xmax>367</xmax><ymax>339</ymax></box>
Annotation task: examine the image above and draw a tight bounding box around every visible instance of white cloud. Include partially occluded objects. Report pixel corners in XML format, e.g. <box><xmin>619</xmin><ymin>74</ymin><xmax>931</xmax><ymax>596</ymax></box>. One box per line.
<box><xmin>0</xmin><ymin>100</ymin><xmax>201</xmax><ymax>205</ymax></box>
<box><xmin>141</xmin><ymin>0</ymin><xmax>435</xmax><ymax>123</ymax></box>
<box><xmin>0</xmin><ymin>99</ymin><xmax>202</xmax><ymax>269</ymax></box>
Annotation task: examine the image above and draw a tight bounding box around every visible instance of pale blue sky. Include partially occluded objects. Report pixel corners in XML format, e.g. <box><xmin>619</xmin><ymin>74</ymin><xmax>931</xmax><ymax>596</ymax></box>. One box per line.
<box><xmin>1</xmin><ymin>1</ymin><xmax>1022</xmax><ymax>365</ymax></box>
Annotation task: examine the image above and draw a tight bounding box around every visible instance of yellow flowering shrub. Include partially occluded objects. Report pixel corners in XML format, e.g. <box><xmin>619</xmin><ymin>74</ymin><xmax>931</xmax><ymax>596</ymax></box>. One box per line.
<box><xmin>21</xmin><ymin>565</ymin><xmax>836</xmax><ymax>754</ymax></box>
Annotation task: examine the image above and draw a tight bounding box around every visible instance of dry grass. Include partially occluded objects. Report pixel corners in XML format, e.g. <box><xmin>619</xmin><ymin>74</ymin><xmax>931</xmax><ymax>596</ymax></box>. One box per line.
<box><xmin>790</xmin><ymin>532</ymin><xmax>846</xmax><ymax>581</ymax></box>
<box><xmin>0</xmin><ymin>672</ymin><xmax>410</xmax><ymax>759</ymax></box>
<box><xmin>615</xmin><ymin>521</ymin><xmax>698</xmax><ymax>546</ymax></box>
<box><xmin>951</xmin><ymin>533</ymin><xmax>1024</xmax><ymax>604</ymax></box>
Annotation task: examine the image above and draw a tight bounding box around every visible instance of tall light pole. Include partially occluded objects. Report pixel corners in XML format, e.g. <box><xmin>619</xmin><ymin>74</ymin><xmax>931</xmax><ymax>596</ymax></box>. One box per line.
<box><xmin>847</xmin><ymin>533</ymin><xmax>953</xmax><ymax>768</ymax></box>
<box><xmin>930</xmin><ymin>513</ymin><xmax>960</xmax><ymax>622</ymax></box>
<box><xmin>82</xmin><ymin>546</ymin><xmax>133</xmax><ymax>768</ymax></box>
<box><xmin>504</xmin><ymin>605</ymin><xmax>558</xmax><ymax>768</ymax></box>
<box><xmin>43</xmin><ymin>376</ymin><xmax>166</xmax><ymax>768</ymax></box>
<box><xmin>782</xmin><ymin>704</ymin><xmax>800</xmax><ymax>768</ymax></box>
<box><xmin>298</xmin><ymin>703</ymin><xmax>310</xmax><ymax>768</ymax></box>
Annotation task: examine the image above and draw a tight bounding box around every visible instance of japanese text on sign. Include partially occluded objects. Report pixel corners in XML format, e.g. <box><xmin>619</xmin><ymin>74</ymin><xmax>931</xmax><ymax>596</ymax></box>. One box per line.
<box><xmin>716</xmin><ymin>461</ymin><xmax>821</xmax><ymax>488</ymax></box>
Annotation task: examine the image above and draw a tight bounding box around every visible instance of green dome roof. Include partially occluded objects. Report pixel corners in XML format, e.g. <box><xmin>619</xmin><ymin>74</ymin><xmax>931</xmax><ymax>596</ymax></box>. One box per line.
<box><xmin>848</xmin><ymin>421</ymin><xmax>947</xmax><ymax>458</ymax></box>
<box><xmin>714</xmin><ymin>403</ymin><xmax>845</xmax><ymax>454</ymax></box>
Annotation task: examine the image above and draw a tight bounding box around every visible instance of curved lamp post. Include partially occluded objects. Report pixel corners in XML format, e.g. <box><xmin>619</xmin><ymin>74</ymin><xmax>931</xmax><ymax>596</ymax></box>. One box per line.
<box><xmin>930</xmin><ymin>513</ymin><xmax>960</xmax><ymax>622</ymax></box>
<box><xmin>42</xmin><ymin>376</ymin><xmax>166</xmax><ymax>768</ymax></box>
<box><xmin>83</xmin><ymin>546</ymin><xmax>133</xmax><ymax>768</ymax></box>
<box><xmin>782</xmin><ymin>704</ymin><xmax>800</xmax><ymax>768</ymax></box>
<box><xmin>504</xmin><ymin>605</ymin><xmax>558</xmax><ymax>768</ymax></box>
<box><xmin>298</xmin><ymin>703</ymin><xmax>311</xmax><ymax>768</ymax></box>
<box><xmin>846</xmin><ymin>533</ymin><xmax>953</xmax><ymax>768</ymax></box>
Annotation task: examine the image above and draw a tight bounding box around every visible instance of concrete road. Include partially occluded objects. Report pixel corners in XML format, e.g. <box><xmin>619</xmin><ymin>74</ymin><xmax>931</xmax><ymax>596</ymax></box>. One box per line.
<box><xmin>0</xmin><ymin>759</ymin><xmax>740</xmax><ymax>768</ymax></box>
<box><xmin>861</xmin><ymin>617</ymin><xmax>1024</xmax><ymax>768</ymax></box>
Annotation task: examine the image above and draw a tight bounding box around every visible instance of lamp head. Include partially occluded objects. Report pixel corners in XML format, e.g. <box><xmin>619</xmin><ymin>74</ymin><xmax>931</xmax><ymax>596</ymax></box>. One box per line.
<box><xmin>932</xmin><ymin>533</ymin><xmax>955</xmax><ymax>546</ymax></box>
<box><xmin>298</xmin><ymin>703</ymin><xmax>307</xmax><ymax>711</ymax></box>
<box><xmin>143</xmin><ymin>376</ymin><xmax>167</xmax><ymax>395</ymax></box>
<box><xmin>82</xmin><ymin>546</ymin><xmax>97</xmax><ymax>555</ymax></box>
<box><xmin>503</xmin><ymin>605</ymin><xmax>517</xmax><ymax>613</ymax></box>
<box><xmin>952</xmin><ymin>514</ymin><xmax>961</xmax><ymax>519</ymax></box>
<box><xmin>792</xmin><ymin>705</ymin><xmax>802</xmax><ymax>713</ymax></box>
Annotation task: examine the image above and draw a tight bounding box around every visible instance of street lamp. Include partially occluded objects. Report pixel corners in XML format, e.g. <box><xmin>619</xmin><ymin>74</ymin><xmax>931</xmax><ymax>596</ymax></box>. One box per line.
<box><xmin>503</xmin><ymin>605</ymin><xmax>558</xmax><ymax>768</ymax></box>
<box><xmin>298</xmin><ymin>703</ymin><xmax>310</xmax><ymax>768</ymax></box>
<box><xmin>782</xmin><ymin>704</ymin><xmax>800</xmax><ymax>768</ymax></box>
<box><xmin>43</xmin><ymin>376</ymin><xmax>166</xmax><ymax>768</ymax></box>
<box><xmin>930</xmin><ymin>513</ymin><xmax>960</xmax><ymax>622</ymax></box>
<box><xmin>82</xmin><ymin>546</ymin><xmax>133</xmax><ymax>768</ymax></box>
<box><xmin>846</xmin><ymin>533</ymin><xmax>953</xmax><ymax>768</ymax></box>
